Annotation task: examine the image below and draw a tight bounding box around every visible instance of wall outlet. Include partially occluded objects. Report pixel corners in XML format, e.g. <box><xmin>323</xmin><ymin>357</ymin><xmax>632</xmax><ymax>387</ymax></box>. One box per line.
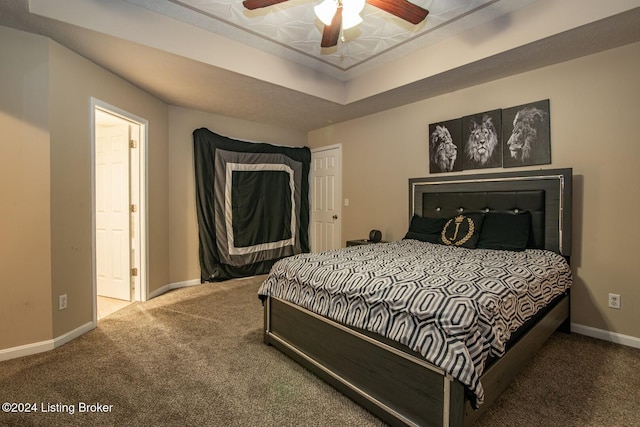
<box><xmin>58</xmin><ymin>294</ymin><xmax>68</xmax><ymax>310</ymax></box>
<box><xmin>608</xmin><ymin>293</ymin><xmax>621</xmax><ymax>309</ymax></box>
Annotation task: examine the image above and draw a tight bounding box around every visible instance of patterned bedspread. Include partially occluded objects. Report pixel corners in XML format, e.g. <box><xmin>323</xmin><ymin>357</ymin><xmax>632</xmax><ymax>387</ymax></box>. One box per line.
<box><xmin>258</xmin><ymin>239</ymin><xmax>572</xmax><ymax>405</ymax></box>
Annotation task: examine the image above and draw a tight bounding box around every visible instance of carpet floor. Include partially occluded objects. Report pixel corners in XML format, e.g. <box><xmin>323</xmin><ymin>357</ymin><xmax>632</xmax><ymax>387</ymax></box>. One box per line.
<box><xmin>1</xmin><ymin>275</ymin><xmax>638</xmax><ymax>426</ymax></box>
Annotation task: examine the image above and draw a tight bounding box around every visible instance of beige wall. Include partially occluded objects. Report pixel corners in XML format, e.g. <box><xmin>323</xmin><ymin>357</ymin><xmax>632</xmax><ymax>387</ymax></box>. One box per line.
<box><xmin>2</xmin><ymin>26</ymin><xmax>638</xmax><ymax>354</ymax></box>
<box><xmin>47</xmin><ymin>38</ymin><xmax>169</xmax><ymax>337</ymax></box>
<box><xmin>308</xmin><ymin>41</ymin><xmax>640</xmax><ymax>340</ymax></box>
<box><xmin>0</xmin><ymin>25</ymin><xmax>305</xmax><ymax>354</ymax></box>
<box><xmin>167</xmin><ymin>106</ymin><xmax>306</xmax><ymax>283</ymax></box>
<box><xmin>0</xmin><ymin>27</ymin><xmax>53</xmax><ymax>349</ymax></box>
<box><xmin>0</xmin><ymin>25</ymin><xmax>170</xmax><ymax>350</ymax></box>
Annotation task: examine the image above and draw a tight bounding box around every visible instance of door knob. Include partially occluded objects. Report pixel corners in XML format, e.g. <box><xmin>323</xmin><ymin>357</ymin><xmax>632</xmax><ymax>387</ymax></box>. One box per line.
<box><xmin>333</xmin><ymin>215</ymin><xmax>338</xmax><ymax>219</ymax></box>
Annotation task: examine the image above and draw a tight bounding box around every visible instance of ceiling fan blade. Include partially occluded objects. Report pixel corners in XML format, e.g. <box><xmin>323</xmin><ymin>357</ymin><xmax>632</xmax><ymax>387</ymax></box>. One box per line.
<box><xmin>366</xmin><ymin>0</ymin><xmax>429</xmax><ymax>24</ymax></box>
<box><xmin>321</xmin><ymin>6</ymin><xmax>342</xmax><ymax>48</ymax></box>
<box><xmin>242</xmin><ymin>0</ymin><xmax>289</xmax><ymax>10</ymax></box>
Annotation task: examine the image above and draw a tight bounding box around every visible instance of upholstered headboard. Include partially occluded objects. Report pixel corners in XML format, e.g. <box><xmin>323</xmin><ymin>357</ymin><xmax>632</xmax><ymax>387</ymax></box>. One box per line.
<box><xmin>409</xmin><ymin>169</ymin><xmax>572</xmax><ymax>256</ymax></box>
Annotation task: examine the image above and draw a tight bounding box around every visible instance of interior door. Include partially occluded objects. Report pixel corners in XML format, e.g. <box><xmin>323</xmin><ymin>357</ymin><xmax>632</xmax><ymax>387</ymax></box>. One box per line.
<box><xmin>310</xmin><ymin>145</ymin><xmax>342</xmax><ymax>252</ymax></box>
<box><xmin>96</xmin><ymin>117</ymin><xmax>131</xmax><ymax>301</ymax></box>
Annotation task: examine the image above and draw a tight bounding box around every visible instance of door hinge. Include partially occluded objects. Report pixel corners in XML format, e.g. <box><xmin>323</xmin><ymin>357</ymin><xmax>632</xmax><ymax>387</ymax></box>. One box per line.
<box><xmin>129</xmin><ymin>139</ymin><xmax>137</xmax><ymax>149</ymax></box>
<box><xmin>130</xmin><ymin>204</ymin><xmax>137</xmax><ymax>213</ymax></box>
<box><xmin>131</xmin><ymin>268</ymin><xmax>138</xmax><ymax>277</ymax></box>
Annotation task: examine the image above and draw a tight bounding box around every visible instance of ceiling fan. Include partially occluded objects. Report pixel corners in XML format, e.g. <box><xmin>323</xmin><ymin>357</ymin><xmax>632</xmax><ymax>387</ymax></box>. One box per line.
<box><xmin>242</xmin><ymin>0</ymin><xmax>429</xmax><ymax>48</ymax></box>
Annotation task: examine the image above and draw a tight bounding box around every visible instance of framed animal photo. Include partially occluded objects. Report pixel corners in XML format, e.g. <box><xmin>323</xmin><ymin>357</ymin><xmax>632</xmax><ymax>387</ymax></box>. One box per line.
<box><xmin>429</xmin><ymin>118</ymin><xmax>462</xmax><ymax>173</ymax></box>
<box><xmin>502</xmin><ymin>99</ymin><xmax>551</xmax><ymax>168</ymax></box>
<box><xmin>462</xmin><ymin>109</ymin><xmax>502</xmax><ymax>170</ymax></box>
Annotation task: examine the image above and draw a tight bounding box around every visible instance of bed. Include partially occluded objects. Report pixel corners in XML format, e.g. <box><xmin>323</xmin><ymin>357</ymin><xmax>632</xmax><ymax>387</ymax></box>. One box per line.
<box><xmin>258</xmin><ymin>168</ymin><xmax>572</xmax><ymax>427</ymax></box>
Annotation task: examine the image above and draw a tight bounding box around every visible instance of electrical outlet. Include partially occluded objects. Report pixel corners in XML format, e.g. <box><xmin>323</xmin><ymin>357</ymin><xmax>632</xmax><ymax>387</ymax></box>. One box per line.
<box><xmin>59</xmin><ymin>294</ymin><xmax>68</xmax><ymax>310</ymax></box>
<box><xmin>608</xmin><ymin>293</ymin><xmax>621</xmax><ymax>309</ymax></box>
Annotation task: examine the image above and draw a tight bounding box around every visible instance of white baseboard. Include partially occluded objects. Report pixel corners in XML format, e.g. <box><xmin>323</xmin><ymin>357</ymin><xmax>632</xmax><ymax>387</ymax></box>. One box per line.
<box><xmin>0</xmin><ymin>339</ymin><xmax>54</xmax><ymax>362</ymax></box>
<box><xmin>148</xmin><ymin>278</ymin><xmax>201</xmax><ymax>300</ymax></box>
<box><xmin>54</xmin><ymin>321</ymin><xmax>95</xmax><ymax>349</ymax></box>
<box><xmin>148</xmin><ymin>275</ymin><xmax>263</xmax><ymax>299</ymax></box>
<box><xmin>0</xmin><ymin>321</ymin><xmax>95</xmax><ymax>362</ymax></box>
<box><xmin>1</xmin><ymin>279</ymin><xmax>202</xmax><ymax>362</ymax></box>
<box><xmin>1</xmin><ymin>313</ymin><xmax>636</xmax><ymax>364</ymax></box>
<box><xmin>571</xmin><ymin>323</ymin><xmax>640</xmax><ymax>349</ymax></box>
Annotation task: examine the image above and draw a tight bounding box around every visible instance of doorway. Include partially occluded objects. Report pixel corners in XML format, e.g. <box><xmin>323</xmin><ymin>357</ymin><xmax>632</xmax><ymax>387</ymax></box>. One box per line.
<box><xmin>310</xmin><ymin>144</ymin><xmax>342</xmax><ymax>252</ymax></box>
<box><xmin>91</xmin><ymin>99</ymin><xmax>147</xmax><ymax>323</ymax></box>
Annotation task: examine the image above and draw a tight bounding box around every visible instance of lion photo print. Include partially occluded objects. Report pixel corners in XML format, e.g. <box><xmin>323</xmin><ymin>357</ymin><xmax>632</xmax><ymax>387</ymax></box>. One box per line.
<box><xmin>502</xmin><ymin>99</ymin><xmax>551</xmax><ymax>167</ymax></box>
<box><xmin>428</xmin><ymin>118</ymin><xmax>462</xmax><ymax>173</ymax></box>
<box><xmin>462</xmin><ymin>109</ymin><xmax>502</xmax><ymax>170</ymax></box>
<box><xmin>428</xmin><ymin>100</ymin><xmax>552</xmax><ymax>173</ymax></box>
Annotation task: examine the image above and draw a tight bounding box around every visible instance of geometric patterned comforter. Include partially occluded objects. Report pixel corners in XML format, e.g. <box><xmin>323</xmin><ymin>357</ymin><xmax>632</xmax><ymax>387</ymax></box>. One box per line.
<box><xmin>257</xmin><ymin>239</ymin><xmax>572</xmax><ymax>406</ymax></box>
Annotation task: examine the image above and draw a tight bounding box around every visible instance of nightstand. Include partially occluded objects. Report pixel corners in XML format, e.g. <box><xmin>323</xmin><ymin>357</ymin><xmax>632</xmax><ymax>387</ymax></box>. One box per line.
<box><xmin>346</xmin><ymin>239</ymin><xmax>388</xmax><ymax>247</ymax></box>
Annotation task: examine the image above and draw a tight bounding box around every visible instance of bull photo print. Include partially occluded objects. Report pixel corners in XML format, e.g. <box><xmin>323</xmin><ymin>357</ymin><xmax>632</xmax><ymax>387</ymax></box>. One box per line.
<box><xmin>502</xmin><ymin>99</ymin><xmax>551</xmax><ymax>167</ymax></box>
<box><xmin>428</xmin><ymin>118</ymin><xmax>462</xmax><ymax>173</ymax></box>
<box><xmin>462</xmin><ymin>109</ymin><xmax>502</xmax><ymax>170</ymax></box>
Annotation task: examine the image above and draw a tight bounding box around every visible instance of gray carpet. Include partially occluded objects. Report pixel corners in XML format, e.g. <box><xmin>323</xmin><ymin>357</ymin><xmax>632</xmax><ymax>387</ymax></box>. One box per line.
<box><xmin>1</xmin><ymin>275</ymin><xmax>638</xmax><ymax>426</ymax></box>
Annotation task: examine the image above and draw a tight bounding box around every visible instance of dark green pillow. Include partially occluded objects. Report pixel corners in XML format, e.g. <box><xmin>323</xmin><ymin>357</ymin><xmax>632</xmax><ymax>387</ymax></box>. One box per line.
<box><xmin>408</xmin><ymin>215</ymin><xmax>448</xmax><ymax>234</ymax></box>
<box><xmin>476</xmin><ymin>211</ymin><xmax>531</xmax><ymax>251</ymax></box>
<box><xmin>404</xmin><ymin>231</ymin><xmax>441</xmax><ymax>244</ymax></box>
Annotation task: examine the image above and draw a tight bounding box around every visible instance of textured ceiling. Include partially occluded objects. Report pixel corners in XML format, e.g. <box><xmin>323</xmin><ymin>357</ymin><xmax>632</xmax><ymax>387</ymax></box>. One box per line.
<box><xmin>125</xmin><ymin>0</ymin><xmax>531</xmax><ymax>79</ymax></box>
<box><xmin>1</xmin><ymin>0</ymin><xmax>639</xmax><ymax>132</ymax></box>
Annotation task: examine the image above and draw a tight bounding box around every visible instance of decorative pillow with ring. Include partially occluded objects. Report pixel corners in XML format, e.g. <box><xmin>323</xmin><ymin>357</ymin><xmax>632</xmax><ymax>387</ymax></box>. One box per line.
<box><xmin>440</xmin><ymin>213</ymin><xmax>485</xmax><ymax>248</ymax></box>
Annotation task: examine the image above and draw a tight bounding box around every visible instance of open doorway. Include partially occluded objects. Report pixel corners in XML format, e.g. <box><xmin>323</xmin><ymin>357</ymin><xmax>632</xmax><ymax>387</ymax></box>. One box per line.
<box><xmin>91</xmin><ymin>99</ymin><xmax>148</xmax><ymax>323</ymax></box>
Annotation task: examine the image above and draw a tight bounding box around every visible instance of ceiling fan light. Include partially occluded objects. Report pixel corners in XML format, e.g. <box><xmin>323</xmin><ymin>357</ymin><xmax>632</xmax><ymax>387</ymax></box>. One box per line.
<box><xmin>343</xmin><ymin>0</ymin><xmax>365</xmax><ymax>15</ymax></box>
<box><xmin>342</xmin><ymin>11</ymin><xmax>362</xmax><ymax>29</ymax></box>
<box><xmin>314</xmin><ymin>0</ymin><xmax>338</xmax><ymax>26</ymax></box>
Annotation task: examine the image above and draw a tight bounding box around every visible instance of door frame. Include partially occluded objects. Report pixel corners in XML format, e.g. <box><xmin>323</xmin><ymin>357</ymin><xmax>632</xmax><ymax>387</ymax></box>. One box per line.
<box><xmin>310</xmin><ymin>144</ymin><xmax>342</xmax><ymax>252</ymax></box>
<box><xmin>90</xmin><ymin>97</ymin><xmax>148</xmax><ymax>325</ymax></box>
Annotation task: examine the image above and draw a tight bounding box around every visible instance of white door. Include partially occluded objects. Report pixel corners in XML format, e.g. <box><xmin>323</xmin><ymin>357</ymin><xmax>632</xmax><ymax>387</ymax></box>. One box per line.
<box><xmin>96</xmin><ymin>115</ymin><xmax>131</xmax><ymax>301</ymax></box>
<box><xmin>310</xmin><ymin>145</ymin><xmax>342</xmax><ymax>252</ymax></box>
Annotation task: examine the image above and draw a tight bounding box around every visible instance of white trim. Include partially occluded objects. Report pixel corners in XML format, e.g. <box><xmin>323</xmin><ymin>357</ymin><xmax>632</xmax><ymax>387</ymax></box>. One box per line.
<box><xmin>149</xmin><ymin>275</ymin><xmax>261</xmax><ymax>300</ymax></box>
<box><xmin>90</xmin><ymin>97</ymin><xmax>149</xmax><ymax>329</ymax></box>
<box><xmin>0</xmin><ymin>340</ymin><xmax>54</xmax><ymax>362</ymax></box>
<box><xmin>572</xmin><ymin>323</ymin><xmax>640</xmax><ymax>349</ymax></box>
<box><xmin>148</xmin><ymin>275</ymin><xmax>265</xmax><ymax>300</ymax></box>
<box><xmin>309</xmin><ymin>144</ymin><xmax>342</xmax><ymax>252</ymax></box>
<box><xmin>148</xmin><ymin>279</ymin><xmax>201</xmax><ymax>300</ymax></box>
<box><xmin>311</xmin><ymin>143</ymin><xmax>342</xmax><ymax>154</ymax></box>
<box><xmin>0</xmin><ymin>322</ymin><xmax>95</xmax><ymax>362</ymax></box>
<box><xmin>54</xmin><ymin>321</ymin><xmax>95</xmax><ymax>348</ymax></box>
<box><xmin>2</xmin><ymin>319</ymin><xmax>636</xmax><ymax>364</ymax></box>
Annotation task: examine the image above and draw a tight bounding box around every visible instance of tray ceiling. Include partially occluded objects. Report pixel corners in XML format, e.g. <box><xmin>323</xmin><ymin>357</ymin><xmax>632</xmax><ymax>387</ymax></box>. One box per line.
<box><xmin>1</xmin><ymin>0</ymin><xmax>639</xmax><ymax>131</ymax></box>
<box><xmin>126</xmin><ymin>0</ymin><xmax>532</xmax><ymax>79</ymax></box>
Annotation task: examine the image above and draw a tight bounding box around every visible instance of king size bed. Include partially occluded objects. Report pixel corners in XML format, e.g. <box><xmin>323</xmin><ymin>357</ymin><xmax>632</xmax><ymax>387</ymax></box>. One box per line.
<box><xmin>258</xmin><ymin>168</ymin><xmax>573</xmax><ymax>427</ymax></box>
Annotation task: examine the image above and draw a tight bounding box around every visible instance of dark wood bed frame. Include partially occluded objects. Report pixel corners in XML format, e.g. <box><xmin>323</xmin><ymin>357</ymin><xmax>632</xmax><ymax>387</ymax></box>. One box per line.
<box><xmin>262</xmin><ymin>168</ymin><xmax>572</xmax><ymax>427</ymax></box>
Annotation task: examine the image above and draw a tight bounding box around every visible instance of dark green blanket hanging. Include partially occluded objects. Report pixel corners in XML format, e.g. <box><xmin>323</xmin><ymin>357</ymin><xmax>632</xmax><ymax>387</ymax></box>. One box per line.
<box><xmin>193</xmin><ymin>128</ymin><xmax>310</xmax><ymax>281</ymax></box>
